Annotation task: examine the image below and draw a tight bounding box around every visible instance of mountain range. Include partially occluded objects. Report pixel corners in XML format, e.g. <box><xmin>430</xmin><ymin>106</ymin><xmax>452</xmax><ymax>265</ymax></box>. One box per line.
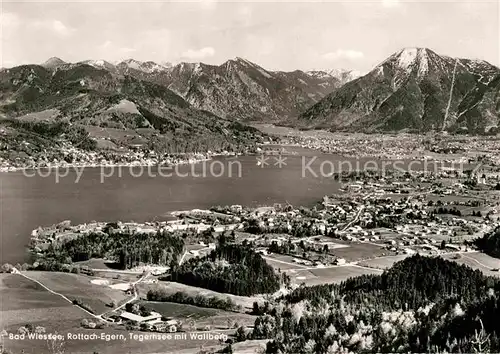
<box><xmin>301</xmin><ymin>48</ymin><xmax>500</xmax><ymax>133</ymax></box>
<box><xmin>36</xmin><ymin>56</ymin><xmax>353</xmax><ymax>121</ymax></box>
<box><xmin>1</xmin><ymin>48</ymin><xmax>499</xmax><ymax>137</ymax></box>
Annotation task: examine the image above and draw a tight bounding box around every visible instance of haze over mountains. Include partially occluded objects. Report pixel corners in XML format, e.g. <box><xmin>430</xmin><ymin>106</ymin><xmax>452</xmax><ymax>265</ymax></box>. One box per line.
<box><xmin>1</xmin><ymin>47</ymin><xmax>499</xmax><ymax>134</ymax></box>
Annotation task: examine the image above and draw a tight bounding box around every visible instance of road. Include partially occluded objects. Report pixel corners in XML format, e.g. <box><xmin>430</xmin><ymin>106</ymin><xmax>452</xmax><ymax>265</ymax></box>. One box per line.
<box><xmin>112</xmin><ymin>271</ymin><xmax>150</xmax><ymax>313</ymax></box>
<box><xmin>342</xmin><ymin>193</ymin><xmax>373</xmax><ymax>232</ymax></box>
<box><xmin>11</xmin><ymin>267</ymin><xmax>151</xmax><ymax>321</ymax></box>
<box><xmin>263</xmin><ymin>254</ymin><xmax>384</xmax><ymax>272</ymax></box>
<box><xmin>264</xmin><ymin>249</ymin><xmax>485</xmax><ymax>274</ymax></box>
<box><xmin>178</xmin><ymin>250</ymin><xmax>189</xmax><ymax>266</ymax></box>
<box><xmin>461</xmin><ymin>253</ymin><xmax>499</xmax><ymax>270</ymax></box>
<box><xmin>11</xmin><ymin>267</ymin><xmax>105</xmax><ymax>321</ymax></box>
<box><xmin>91</xmin><ymin>269</ymin><xmax>144</xmax><ymax>274</ymax></box>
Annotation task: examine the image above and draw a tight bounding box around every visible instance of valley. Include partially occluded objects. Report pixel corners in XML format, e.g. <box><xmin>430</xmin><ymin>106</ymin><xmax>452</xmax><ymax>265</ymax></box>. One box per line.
<box><xmin>2</xmin><ymin>146</ymin><xmax>500</xmax><ymax>353</ymax></box>
<box><xmin>2</xmin><ymin>0</ymin><xmax>500</xmax><ymax>352</ymax></box>
<box><xmin>1</xmin><ymin>47</ymin><xmax>498</xmax><ymax>173</ymax></box>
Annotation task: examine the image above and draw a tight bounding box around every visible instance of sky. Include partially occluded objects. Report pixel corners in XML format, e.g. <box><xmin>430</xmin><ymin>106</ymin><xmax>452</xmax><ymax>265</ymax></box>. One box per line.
<box><xmin>1</xmin><ymin>0</ymin><xmax>499</xmax><ymax>72</ymax></box>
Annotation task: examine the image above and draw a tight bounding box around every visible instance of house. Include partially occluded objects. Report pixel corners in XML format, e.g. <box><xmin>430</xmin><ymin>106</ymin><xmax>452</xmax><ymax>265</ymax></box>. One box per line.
<box><xmin>423</xmin><ymin>244</ymin><xmax>438</xmax><ymax>252</ymax></box>
<box><xmin>335</xmin><ymin>258</ymin><xmax>346</xmax><ymax>265</ymax></box>
<box><xmin>445</xmin><ymin>244</ymin><xmax>461</xmax><ymax>251</ymax></box>
<box><xmin>269</xmin><ymin>238</ymin><xmax>283</xmax><ymax>246</ymax></box>
<box><xmin>104</xmin><ymin>315</ymin><xmax>123</xmax><ymax>324</ymax></box>
<box><xmin>213</xmin><ymin>226</ymin><xmax>225</xmax><ymax>233</ymax></box>
<box><xmin>230</xmin><ymin>205</ymin><xmax>243</xmax><ymax>213</ymax></box>
<box><xmin>151</xmin><ymin>268</ymin><xmax>168</xmax><ymax>276</ymax></box>
<box><xmin>120</xmin><ymin>311</ymin><xmax>162</xmax><ymax>325</ymax></box>
<box><xmin>153</xmin><ymin>320</ymin><xmax>177</xmax><ymax>333</ymax></box>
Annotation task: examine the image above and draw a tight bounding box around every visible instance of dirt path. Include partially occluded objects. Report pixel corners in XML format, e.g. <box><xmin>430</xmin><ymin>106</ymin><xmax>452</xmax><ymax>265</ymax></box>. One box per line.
<box><xmin>11</xmin><ymin>267</ymin><xmax>104</xmax><ymax>320</ymax></box>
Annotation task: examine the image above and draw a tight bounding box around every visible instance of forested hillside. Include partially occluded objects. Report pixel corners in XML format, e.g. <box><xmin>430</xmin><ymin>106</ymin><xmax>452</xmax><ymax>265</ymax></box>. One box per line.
<box><xmin>475</xmin><ymin>226</ymin><xmax>500</xmax><ymax>258</ymax></box>
<box><xmin>246</xmin><ymin>255</ymin><xmax>500</xmax><ymax>353</ymax></box>
<box><xmin>167</xmin><ymin>243</ymin><xmax>284</xmax><ymax>296</ymax></box>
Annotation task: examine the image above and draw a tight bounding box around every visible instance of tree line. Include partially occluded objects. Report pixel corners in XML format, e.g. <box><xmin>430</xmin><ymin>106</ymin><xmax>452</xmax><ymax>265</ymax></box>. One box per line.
<box><xmin>31</xmin><ymin>229</ymin><xmax>185</xmax><ymax>271</ymax></box>
<box><xmin>245</xmin><ymin>255</ymin><xmax>500</xmax><ymax>353</ymax></box>
<box><xmin>165</xmin><ymin>244</ymin><xmax>282</xmax><ymax>296</ymax></box>
<box><xmin>475</xmin><ymin>226</ymin><xmax>500</xmax><ymax>258</ymax></box>
<box><xmin>147</xmin><ymin>289</ymin><xmax>241</xmax><ymax>312</ymax></box>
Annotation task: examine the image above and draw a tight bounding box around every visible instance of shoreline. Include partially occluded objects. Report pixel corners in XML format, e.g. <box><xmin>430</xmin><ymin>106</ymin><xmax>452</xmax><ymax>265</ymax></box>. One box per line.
<box><xmin>0</xmin><ymin>156</ymin><xmax>216</xmax><ymax>173</ymax></box>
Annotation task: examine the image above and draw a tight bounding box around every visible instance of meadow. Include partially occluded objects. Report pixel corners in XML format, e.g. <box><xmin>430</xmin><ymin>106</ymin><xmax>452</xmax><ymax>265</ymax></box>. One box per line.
<box><xmin>358</xmin><ymin>255</ymin><xmax>410</xmax><ymax>269</ymax></box>
<box><xmin>139</xmin><ymin>301</ymin><xmax>256</xmax><ymax>329</ymax></box>
<box><xmin>286</xmin><ymin>265</ymin><xmax>382</xmax><ymax>286</ymax></box>
<box><xmin>21</xmin><ymin>271</ymin><xmax>130</xmax><ymax>315</ymax></box>
<box><xmin>0</xmin><ymin>274</ymin><xmax>235</xmax><ymax>354</ymax></box>
<box><xmin>442</xmin><ymin>252</ymin><xmax>500</xmax><ymax>277</ymax></box>
<box><xmin>330</xmin><ymin>242</ymin><xmax>391</xmax><ymax>261</ymax></box>
<box><xmin>137</xmin><ymin>281</ymin><xmax>265</xmax><ymax>310</ymax></box>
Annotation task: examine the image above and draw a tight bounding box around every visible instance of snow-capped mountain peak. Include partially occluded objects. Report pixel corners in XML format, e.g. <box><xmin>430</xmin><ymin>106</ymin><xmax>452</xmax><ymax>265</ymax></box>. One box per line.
<box><xmin>80</xmin><ymin>59</ymin><xmax>116</xmax><ymax>71</ymax></box>
<box><xmin>306</xmin><ymin>68</ymin><xmax>362</xmax><ymax>84</ymax></box>
<box><xmin>117</xmin><ymin>59</ymin><xmax>170</xmax><ymax>73</ymax></box>
<box><xmin>121</xmin><ymin>59</ymin><xmax>142</xmax><ymax>70</ymax></box>
<box><xmin>301</xmin><ymin>47</ymin><xmax>500</xmax><ymax>133</ymax></box>
<box><xmin>373</xmin><ymin>47</ymin><xmax>449</xmax><ymax>80</ymax></box>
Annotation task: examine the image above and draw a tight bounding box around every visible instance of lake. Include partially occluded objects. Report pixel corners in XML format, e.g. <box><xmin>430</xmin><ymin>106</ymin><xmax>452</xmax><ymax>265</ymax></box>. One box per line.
<box><xmin>0</xmin><ymin>151</ymin><xmax>453</xmax><ymax>264</ymax></box>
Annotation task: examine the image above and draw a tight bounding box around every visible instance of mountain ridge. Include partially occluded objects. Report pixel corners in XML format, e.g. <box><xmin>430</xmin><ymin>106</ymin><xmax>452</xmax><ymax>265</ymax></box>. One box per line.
<box><xmin>3</xmin><ymin>49</ymin><xmax>499</xmax><ymax>134</ymax></box>
<box><xmin>0</xmin><ymin>62</ymin><xmax>264</xmax><ymax>162</ymax></box>
<box><xmin>23</xmin><ymin>56</ymin><xmax>352</xmax><ymax>122</ymax></box>
<box><xmin>300</xmin><ymin>47</ymin><xmax>500</xmax><ymax>133</ymax></box>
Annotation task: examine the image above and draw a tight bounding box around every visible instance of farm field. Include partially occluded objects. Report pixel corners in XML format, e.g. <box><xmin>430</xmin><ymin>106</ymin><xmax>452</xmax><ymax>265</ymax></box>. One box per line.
<box><xmin>286</xmin><ymin>265</ymin><xmax>382</xmax><ymax>286</ymax></box>
<box><xmin>0</xmin><ymin>274</ymin><xmax>242</xmax><ymax>354</ymax></box>
<box><xmin>139</xmin><ymin>301</ymin><xmax>221</xmax><ymax>319</ymax></box>
<box><xmin>442</xmin><ymin>252</ymin><xmax>500</xmax><ymax>277</ymax></box>
<box><xmin>234</xmin><ymin>231</ymin><xmax>261</xmax><ymax>243</ymax></box>
<box><xmin>137</xmin><ymin>282</ymin><xmax>265</xmax><ymax>310</ymax></box>
<box><xmin>263</xmin><ymin>253</ymin><xmax>310</xmax><ymax>271</ymax></box>
<box><xmin>330</xmin><ymin>242</ymin><xmax>392</xmax><ymax>261</ymax></box>
<box><xmin>463</xmin><ymin>252</ymin><xmax>500</xmax><ymax>268</ymax></box>
<box><xmin>22</xmin><ymin>271</ymin><xmax>130</xmax><ymax>314</ymax></box>
<box><xmin>139</xmin><ymin>301</ymin><xmax>256</xmax><ymax>329</ymax></box>
<box><xmin>0</xmin><ymin>274</ymin><xmax>83</xmax><ymax>328</ymax></box>
<box><xmin>358</xmin><ymin>255</ymin><xmax>410</xmax><ymax>269</ymax></box>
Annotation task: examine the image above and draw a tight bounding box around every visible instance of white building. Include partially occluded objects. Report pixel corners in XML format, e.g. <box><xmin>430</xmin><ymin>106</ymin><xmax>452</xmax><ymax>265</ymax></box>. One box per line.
<box><xmin>120</xmin><ymin>311</ymin><xmax>162</xmax><ymax>325</ymax></box>
<box><xmin>335</xmin><ymin>258</ymin><xmax>346</xmax><ymax>265</ymax></box>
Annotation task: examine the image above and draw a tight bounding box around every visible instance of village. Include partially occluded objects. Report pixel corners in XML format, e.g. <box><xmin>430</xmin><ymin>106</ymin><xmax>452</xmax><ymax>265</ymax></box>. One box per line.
<box><xmin>0</xmin><ymin>141</ymin><xmax>215</xmax><ymax>172</ymax></box>
<box><xmin>4</xmin><ymin>147</ymin><xmax>500</xmax><ymax>354</ymax></box>
<box><xmin>28</xmin><ymin>162</ymin><xmax>500</xmax><ymax>290</ymax></box>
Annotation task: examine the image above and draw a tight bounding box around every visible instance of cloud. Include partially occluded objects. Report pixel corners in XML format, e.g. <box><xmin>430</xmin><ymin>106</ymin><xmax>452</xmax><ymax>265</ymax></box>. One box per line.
<box><xmin>31</xmin><ymin>19</ymin><xmax>75</xmax><ymax>37</ymax></box>
<box><xmin>1</xmin><ymin>12</ymin><xmax>21</xmax><ymax>30</ymax></box>
<box><xmin>120</xmin><ymin>47</ymin><xmax>137</xmax><ymax>54</ymax></box>
<box><xmin>181</xmin><ymin>47</ymin><xmax>216</xmax><ymax>60</ymax></box>
<box><xmin>52</xmin><ymin>20</ymin><xmax>73</xmax><ymax>36</ymax></box>
<box><xmin>100</xmin><ymin>40</ymin><xmax>112</xmax><ymax>49</ymax></box>
<box><xmin>322</xmin><ymin>49</ymin><xmax>364</xmax><ymax>61</ymax></box>
<box><xmin>382</xmin><ymin>0</ymin><xmax>401</xmax><ymax>8</ymax></box>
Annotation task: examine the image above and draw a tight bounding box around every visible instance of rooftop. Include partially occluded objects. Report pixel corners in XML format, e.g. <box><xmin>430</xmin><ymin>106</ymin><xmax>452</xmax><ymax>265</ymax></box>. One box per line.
<box><xmin>120</xmin><ymin>311</ymin><xmax>162</xmax><ymax>323</ymax></box>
